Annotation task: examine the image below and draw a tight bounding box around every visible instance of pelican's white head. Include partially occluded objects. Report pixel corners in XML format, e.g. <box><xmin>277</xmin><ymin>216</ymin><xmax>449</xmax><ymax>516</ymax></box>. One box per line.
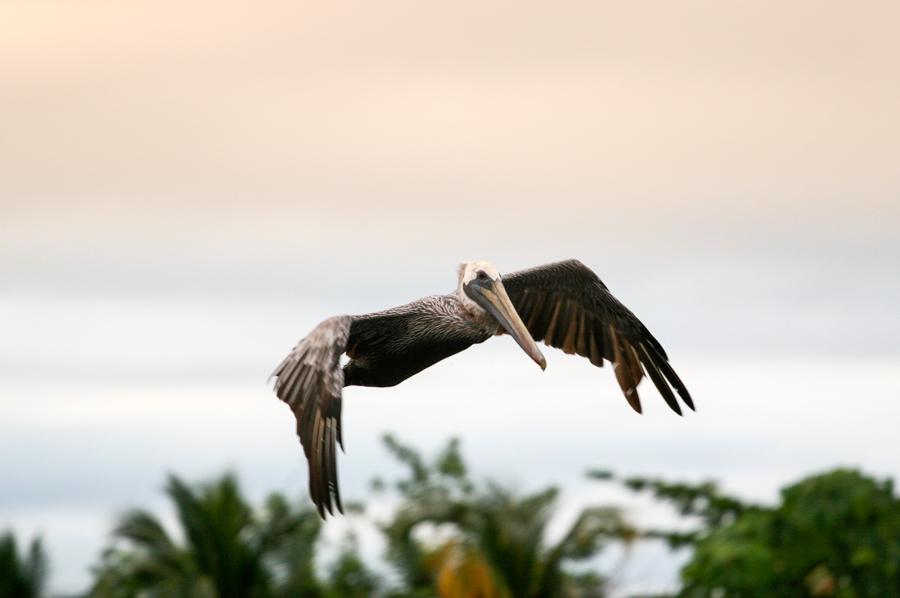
<box><xmin>456</xmin><ymin>260</ymin><xmax>546</xmax><ymax>370</ymax></box>
<box><xmin>457</xmin><ymin>261</ymin><xmax>501</xmax><ymax>298</ymax></box>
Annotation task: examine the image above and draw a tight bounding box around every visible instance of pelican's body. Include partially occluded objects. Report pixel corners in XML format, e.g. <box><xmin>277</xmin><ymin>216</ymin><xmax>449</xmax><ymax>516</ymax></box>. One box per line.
<box><xmin>343</xmin><ymin>295</ymin><xmax>494</xmax><ymax>387</ymax></box>
<box><xmin>272</xmin><ymin>260</ymin><xmax>693</xmax><ymax>516</ymax></box>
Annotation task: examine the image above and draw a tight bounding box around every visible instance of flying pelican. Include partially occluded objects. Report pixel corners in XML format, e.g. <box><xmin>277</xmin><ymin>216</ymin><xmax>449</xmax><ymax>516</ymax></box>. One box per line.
<box><xmin>271</xmin><ymin>260</ymin><xmax>693</xmax><ymax>516</ymax></box>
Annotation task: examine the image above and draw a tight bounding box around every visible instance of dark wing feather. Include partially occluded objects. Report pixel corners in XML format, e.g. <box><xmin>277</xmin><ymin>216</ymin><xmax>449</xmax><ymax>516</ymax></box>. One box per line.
<box><xmin>271</xmin><ymin>315</ymin><xmax>350</xmax><ymax>517</ymax></box>
<box><xmin>271</xmin><ymin>296</ymin><xmax>485</xmax><ymax>517</ymax></box>
<box><xmin>502</xmin><ymin>260</ymin><xmax>693</xmax><ymax>414</ymax></box>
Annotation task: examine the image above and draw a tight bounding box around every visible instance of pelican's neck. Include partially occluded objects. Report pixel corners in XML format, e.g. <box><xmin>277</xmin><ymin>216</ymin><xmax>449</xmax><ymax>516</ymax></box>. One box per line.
<box><xmin>455</xmin><ymin>286</ymin><xmax>495</xmax><ymax>330</ymax></box>
<box><xmin>456</xmin><ymin>283</ymin><xmax>476</xmax><ymax>313</ymax></box>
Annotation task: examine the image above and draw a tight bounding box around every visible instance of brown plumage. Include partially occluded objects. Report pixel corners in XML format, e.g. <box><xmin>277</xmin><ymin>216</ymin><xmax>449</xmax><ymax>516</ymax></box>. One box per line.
<box><xmin>271</xmin><ymin>259</ymin><xmax>693</xmax><ymax>517</ymax></box>
<box><xmin>501</xmin><ymin>260</ymin><xmax>694</xmax><ymax>416</ymax></box>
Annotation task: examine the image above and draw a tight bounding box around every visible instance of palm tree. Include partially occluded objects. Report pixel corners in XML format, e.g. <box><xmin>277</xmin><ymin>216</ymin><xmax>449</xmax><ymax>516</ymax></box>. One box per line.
<box><xmin>378</xmin><ymin>435</ymin><xmax>634</xmax><ymax>598</ymax></box>
<box><xmin>0</xmin><ymin>531</ymin><xmax>46</xmax><ymax>598</ymax></box>
<box><xmin>322</xmin><ymin>536</ymin><xmax>381</xmax><ymax>598</ymax></box>
<box><xmin>89</xmin><ymin>473</ymin><xmax>324</xmax><ymax>598</ymax></box>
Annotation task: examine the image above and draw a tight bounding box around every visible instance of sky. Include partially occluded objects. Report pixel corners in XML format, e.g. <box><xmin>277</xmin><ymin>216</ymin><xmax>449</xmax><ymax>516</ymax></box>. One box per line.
<box><xmin>2</xmin><ymin>1</ymin><xmax>899</xmax><ymax>594</ymax></box>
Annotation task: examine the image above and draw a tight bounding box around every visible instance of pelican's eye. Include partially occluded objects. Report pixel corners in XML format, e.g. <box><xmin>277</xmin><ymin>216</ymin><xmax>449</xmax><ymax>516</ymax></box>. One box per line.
<box><xmin>476</xmin><ymin>270</ymin><xmax>489</xmax><ymax>282</ymax></box>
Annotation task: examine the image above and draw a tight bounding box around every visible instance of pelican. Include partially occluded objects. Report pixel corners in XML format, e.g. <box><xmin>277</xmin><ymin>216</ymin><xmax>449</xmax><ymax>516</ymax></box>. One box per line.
<box><xmin>271</xmin><ymin>260</ymin><xmax>693</xmax><ymax>516</ymax></box>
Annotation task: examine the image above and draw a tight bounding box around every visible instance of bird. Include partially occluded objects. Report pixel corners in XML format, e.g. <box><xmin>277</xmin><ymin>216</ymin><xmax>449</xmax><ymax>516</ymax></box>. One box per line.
<box><xmin>270</xmin><ymin>259</ymin><xmax>693</xmax><ymax>517</ymax></box>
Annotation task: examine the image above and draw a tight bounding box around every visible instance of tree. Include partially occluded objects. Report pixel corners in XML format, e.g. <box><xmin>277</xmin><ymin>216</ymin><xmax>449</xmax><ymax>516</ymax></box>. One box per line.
<box><xmin>89</xmin><ymin>473</ymin><xmax>329</xmax><ymax>598</ymax></box>
<box><xmin>0</xmin><ymin>531</ymin><xmax>46</xmax><ymax>598</ymax></box>
<box><xmin>322</xmin><ymin>536</ymin><xmax>381</xmax><ymax>598</ymax></box>
<box><xmin>596</xmin><ymin>468</ymin><xmax>900</xmax><ymax>597</ymax></box>
<box><xmin>377</xmin><ymin>435</ymin><xmax>635</xmax><ymax>598</ymax></box>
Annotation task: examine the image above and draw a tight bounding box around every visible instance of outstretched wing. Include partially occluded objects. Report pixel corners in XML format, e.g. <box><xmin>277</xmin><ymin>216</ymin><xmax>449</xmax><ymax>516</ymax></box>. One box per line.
<box><xmin>501</xmin><ymin>260</ymin><xmax>694</xmax><ymax>415</ymax></box>
<box><xmin>271</xmin><ymin>316</ymin><xmax>350</xmax><ymax>517</ymax></box>
<box><xmin>271</xmin><ymin>297</ymin><xmax>484</xmax><ymax>517</ymax></box>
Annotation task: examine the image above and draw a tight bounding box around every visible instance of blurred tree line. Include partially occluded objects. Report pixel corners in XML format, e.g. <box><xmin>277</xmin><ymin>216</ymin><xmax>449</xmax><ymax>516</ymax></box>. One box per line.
<box><xmin>2</xmin><ymin>436</ymin><xmax>898</xmax><ymax>598</ymax></box>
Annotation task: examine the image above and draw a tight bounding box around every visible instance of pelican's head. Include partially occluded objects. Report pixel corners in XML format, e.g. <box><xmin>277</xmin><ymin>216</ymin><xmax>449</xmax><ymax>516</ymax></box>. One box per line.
<box><xmin>457</xmin><ymin>261</ymin><xmax>546</xmax><ymax>370</ymax></box>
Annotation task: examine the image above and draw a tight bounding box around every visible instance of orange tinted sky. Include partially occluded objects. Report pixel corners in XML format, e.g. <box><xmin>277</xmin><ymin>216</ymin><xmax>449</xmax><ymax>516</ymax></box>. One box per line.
<box><xmin>3</xmin><ymin>1</ymin><xmax>899</xmax><ymax>256</ymax></box>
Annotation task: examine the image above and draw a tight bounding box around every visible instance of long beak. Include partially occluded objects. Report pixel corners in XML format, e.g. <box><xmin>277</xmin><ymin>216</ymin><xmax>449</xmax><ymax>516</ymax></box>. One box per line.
<box><xmin>472</xmin><ymin>280</ymin><xmax>547</xmax><ymax>370</ymax></box>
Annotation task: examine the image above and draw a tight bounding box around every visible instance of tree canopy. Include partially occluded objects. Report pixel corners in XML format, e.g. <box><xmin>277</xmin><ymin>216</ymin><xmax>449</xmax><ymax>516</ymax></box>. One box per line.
<box><xmin>0</xmin><ymin>531</ymin><xmax>46</xmax><ymax>598</ymax></box>
<box><xmin>377</xmin><ymin>434</ymin><xmax>635</xmax><ymax>598</ymax></box>
<box><xmin>4</xmin><ymin>439</ymin><xmax>898</xmax><ymax>597</ymax></box>
<box><xmin>595</xmin><ymin>468</ymin><xmax>900</xmax><ymax>597</ymax></box>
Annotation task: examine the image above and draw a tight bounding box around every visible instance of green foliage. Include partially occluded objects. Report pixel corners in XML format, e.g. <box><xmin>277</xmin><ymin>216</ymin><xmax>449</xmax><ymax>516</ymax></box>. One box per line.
<box><xmin>9</xmin><ymin>437</ymin><xmax>899</xmax><ymax>598</ymax></box>
<box><xmin>0</xmin><ymin>531</ymin><xmax>46</xmax><ymax>598</ymax></box>
<box><xmin>587</xmin><ymin>470</ymin><xmax>746</xmax><ymax>533</ymax></box>
<box><xmin>608</xmin><ymin>468</ymin><xmax>900</xmax><ymax>597</ymax></box>
<box><xmin>323</xmin><ymin>538</ymin><xmax>380</xmax><ymax>598</ymax></box>
<box><xmin>379</xmin><ymin>435</ymin><xmax>633</xmax><ymax>597</ymax></box>
<box><xmin>683</xmin><ymin>469</ymin><xmax>900</xmax><ymax>597</ymax></box>
<box><xmin>259</xmin><ymin>493</ymin><xmax>325</xmax><ymax>598</ymax></box>
<box><xmin>88</xmin><ymin>472</ymin><xmax>377</xmax><ymax>598</ymax></box>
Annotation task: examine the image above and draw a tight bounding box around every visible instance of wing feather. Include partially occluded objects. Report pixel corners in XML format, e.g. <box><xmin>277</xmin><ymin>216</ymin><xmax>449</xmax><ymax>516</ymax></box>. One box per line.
<box><xmin>638</xmin><ymin>342</ymin><xmax>683</xmax><ymax>415</ymax></box>
<box><xmin>609</xmin><ymin>325</ymin><xmax>643</xmax><ymax>413</ymax></box>
<box><xmin>587</xmin><ymin>324</ymin><xmax>604</xmax><ymax>367</ymax></box>
<box><xmin>272</xmin><ymin>297</ymin><xmax>485</xmax><ymax>516</ymax></box>
<box><xmin>271</xmin><ymin>315</ymin><xmax>350</xmax><ymax>517</ymax></box>
<box><xmin>502</xmin><ymin>260</ymin><xmax>693</xmax><ymax>414</ymax></box>
<box><xmin>574</xmin><ymin>309</ymin><xmax>588</xmax><ymax>356</ymax></box>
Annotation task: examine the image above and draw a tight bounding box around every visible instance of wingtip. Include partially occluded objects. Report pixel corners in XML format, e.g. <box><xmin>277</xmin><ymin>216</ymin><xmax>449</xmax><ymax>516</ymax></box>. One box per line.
<box><xmin>268</xmin><ymin>358</ymin><xmax>288</xmax><ymax>384</ymax></box>
<box><xmin>314</xmin><ymin>496</ymin><xmax>343</xmax><ymax>520</ymax></box>
<box><xmin>625</xmin><ymin>390</ymin><xmax>643</xmax><ymax>414</ymax></box>
<box><xmin>668</xmin><ymin>396</ymin><xmax>683</xmax><ymax>416</ymax></box>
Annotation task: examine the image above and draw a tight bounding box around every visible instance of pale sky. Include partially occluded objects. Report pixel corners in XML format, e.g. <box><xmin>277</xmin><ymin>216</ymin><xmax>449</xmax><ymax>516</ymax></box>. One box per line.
<box><xmin>2</xmin><ymin>1</ymin><xmax>899</xmax><ymax>594</ymax></box>
<box><xmin>4</xmin><ymin>1</ymin><xmax>899</xmax><ymax>252</ymax></box>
